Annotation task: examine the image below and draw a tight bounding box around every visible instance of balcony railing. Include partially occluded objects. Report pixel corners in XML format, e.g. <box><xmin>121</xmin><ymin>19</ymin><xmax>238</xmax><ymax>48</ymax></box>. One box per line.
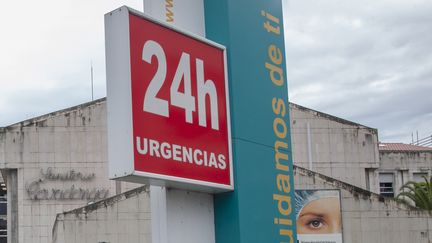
<box><xmin>412</xmin><ymin>134</ymin><xmax>432</xmax><ymax>147</ymax></box>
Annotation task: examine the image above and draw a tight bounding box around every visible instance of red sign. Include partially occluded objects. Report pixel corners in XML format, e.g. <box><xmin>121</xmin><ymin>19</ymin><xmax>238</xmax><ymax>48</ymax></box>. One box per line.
<box><xmin>105</xmin><ymin>7</ymin><xmax>233</xmax><ymax>191</ymax></box>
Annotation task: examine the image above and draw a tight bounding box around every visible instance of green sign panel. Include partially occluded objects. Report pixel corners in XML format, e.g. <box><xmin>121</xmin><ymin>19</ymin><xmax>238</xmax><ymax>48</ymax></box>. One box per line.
<box><xmin>204</xmin><ymin>0</ymin><xmax>297</xmax><ymax>242</ymax></box>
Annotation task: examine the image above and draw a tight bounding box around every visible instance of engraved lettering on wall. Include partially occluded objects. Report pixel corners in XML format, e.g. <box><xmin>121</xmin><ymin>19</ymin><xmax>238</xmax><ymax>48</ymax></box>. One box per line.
<box><xmin>25</xmin><ymin>167</ymin><xmax>109</xmax><ymax>201</ymax></box>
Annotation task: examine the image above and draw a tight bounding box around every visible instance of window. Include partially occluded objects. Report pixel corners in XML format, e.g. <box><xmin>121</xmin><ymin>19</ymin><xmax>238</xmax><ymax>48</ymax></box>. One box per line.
<box><xmin>379</xmin><ymin>173</ymin><xmax>394</xmax><ymax>197</ymax></box>
<box><xmin>365</xmin><ymin>133</ymin><xmax>373</xmax><ymax>144</ymax></box>
<box><xmin>413</xmin><ymin>172</ymin><xmax>428</xmax><ymax>183</ymax></box>
<box><xmin>365</xmin><ymin>168</ymin><xmax>375</xmax><ymax>191</ymax></box>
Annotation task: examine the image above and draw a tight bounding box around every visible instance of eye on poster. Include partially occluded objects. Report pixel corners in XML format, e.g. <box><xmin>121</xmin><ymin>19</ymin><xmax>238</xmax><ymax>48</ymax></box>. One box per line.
<box><xmin>294</xmin><ymin>189</ymin><xmax>343</xmax><ymax>243</ymax></box>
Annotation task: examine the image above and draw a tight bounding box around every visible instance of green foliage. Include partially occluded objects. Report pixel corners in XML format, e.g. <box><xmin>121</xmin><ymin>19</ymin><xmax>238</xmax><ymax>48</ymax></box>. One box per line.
<box><xmin>396</xmin><ymin>176</ymin><xmax>432</xmax><ymax>211</ymax></box>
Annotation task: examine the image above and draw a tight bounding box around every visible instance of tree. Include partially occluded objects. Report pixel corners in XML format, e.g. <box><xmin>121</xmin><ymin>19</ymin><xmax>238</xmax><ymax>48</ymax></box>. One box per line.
<box><xmin>396</xmin><ymin>176</ymin><xmax>432</xmax><ymax>211</ymax></box>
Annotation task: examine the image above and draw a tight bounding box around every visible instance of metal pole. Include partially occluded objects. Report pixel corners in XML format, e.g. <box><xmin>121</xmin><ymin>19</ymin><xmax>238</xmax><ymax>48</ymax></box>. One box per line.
<box><xmin>307</xmin><ymin>122</ymin><xmax>313</xmax><ymax>170</ymax></box>
<box><xmin>91</xmin><ymin>61</ymin><xmax>94</xmax><ymax>101</ymax></box>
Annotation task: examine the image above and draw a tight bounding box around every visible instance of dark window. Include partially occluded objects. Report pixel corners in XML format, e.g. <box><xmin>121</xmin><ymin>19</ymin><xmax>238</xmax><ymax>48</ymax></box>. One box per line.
<box><xmin>379</xmin><ymin>173</ymin><xmax>394</xmax><ymax>197</ymax></box>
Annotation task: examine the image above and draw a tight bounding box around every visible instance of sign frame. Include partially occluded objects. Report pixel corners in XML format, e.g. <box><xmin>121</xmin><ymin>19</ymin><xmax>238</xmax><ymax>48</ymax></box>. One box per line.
<box><xmin>105</xmin><ymin>6</ymin><xmax>233</xmax><ymax>193</ymax></box>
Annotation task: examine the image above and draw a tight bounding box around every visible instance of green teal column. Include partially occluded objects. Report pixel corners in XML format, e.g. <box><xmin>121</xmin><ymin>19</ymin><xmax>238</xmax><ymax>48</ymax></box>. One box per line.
<box><xmin>204</xmin><ymin>1</ymin><xmax>297</xmax><ymax>242</ymax></box>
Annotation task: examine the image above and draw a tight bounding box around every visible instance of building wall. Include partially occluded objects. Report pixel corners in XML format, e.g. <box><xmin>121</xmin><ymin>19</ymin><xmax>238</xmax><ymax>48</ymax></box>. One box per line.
<box><xmin>3</xmin><ymin>98</ymin><xmax>427</xmax><ymax>242</ymax></box>
<box><xmin>0</xmin><ymin>129</ymin><xmax>7</xmax><ymax>242</ymax></box>
<box><xmin>377</xmin><ymin>151</ymin><xmax>432</xmax><ymax>196</ymax></box>
<box><xmin>0</xmin><ymin>99</ymin><xmax>139</xmax><ymax>243</ymax></box>
<box><xmin>294</xmin><ymin>166</ymin><xmax>432</xmax><ymax>243</ymax></box>
<box><xmin>52</xmin><ymin>186</ymin><xmax>151</xmax><ymax>243</ymax></box>
<box><xmin>0</xmin><ymin>128</ymin><xmax>5</xmax><ymax>166</ymax></box>
<box><xmin>290</xmin><ymin>103</ymin><xmax>380</xmax><ymax>192</ymax></box>
<box><xmin>54</xmin><ymin>165</ymin><xmax>432</xmax><ymax>243</ymax></box>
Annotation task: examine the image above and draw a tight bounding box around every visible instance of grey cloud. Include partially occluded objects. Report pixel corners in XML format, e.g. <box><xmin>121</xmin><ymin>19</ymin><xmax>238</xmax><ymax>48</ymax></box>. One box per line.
<box><xmin>285</xmin><ymin>0</ymin><xmax>432</xmax><ymax>142</ymax></box>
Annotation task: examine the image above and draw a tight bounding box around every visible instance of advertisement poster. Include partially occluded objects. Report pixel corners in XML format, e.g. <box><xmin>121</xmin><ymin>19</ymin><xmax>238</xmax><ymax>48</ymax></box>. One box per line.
<box><xmin>295</xmin><ymin>190</ymin><xmax>343</xmax><ymax>243</ymax></box>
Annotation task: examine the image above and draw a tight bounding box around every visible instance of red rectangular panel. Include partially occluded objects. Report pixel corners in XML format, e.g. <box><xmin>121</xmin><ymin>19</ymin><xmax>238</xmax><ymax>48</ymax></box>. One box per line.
<box><xmin>128</xmin><ymin>12</ymin><xmax>232</xmax><ymax>189</ymax></box>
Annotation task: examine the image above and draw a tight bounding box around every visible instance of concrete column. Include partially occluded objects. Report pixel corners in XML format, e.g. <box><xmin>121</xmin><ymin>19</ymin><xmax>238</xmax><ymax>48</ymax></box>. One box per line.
<box><xmin>6</xmin><ymin>169</ymin><xmax>18</xmax><ymax>243</ymax></box>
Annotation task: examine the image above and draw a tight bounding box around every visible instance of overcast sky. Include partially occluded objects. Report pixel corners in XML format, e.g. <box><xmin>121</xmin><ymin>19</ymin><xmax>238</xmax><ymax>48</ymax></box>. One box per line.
<box><xmin>0</xmin><ymin>0</ymin><xmax>142</xmax><ymax>126</ymax></box>
<box><xmin>284</xmin><ymin>0</ymin><xmax>432</xmax><ymax>143</ymax></box>
<box><xmin>0</xmin><ymin>0</ymin><xmax>431</xmax><ymax>143</ymax></box>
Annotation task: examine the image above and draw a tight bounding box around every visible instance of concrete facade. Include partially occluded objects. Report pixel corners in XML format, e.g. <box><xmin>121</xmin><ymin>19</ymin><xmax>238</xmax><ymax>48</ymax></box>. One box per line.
<box><xmin>53</xmin><ymin>165</ymin><xmax>432</xmax><ymax>243</ymax></box>
<box><xmin>377</xmin><ymin>148</ymin><xmax>432</xmax><ymax>196</ymax></box>
<box><xmin>52</xmin><ymin>185</ymin><xmax>216</xmax><ymax>243</ymax></box>
<box><xmin>1</xmin><ymin>98</ymin><xmax>431</xmax><ymax>242</ymax></box>
<box><xmin>290</xmin><ymin>103</ymin><xmax>380</xmax><ymax>192</ymax></box>
<box><xmin>0</xmin><ymin>99</ymin><xmax>139</xmax><ymax>243</ymax></box>
<box><xmin>52</xmin><ymin>186</ymin><xmax>151</xmax><ymax>243</ymax></box>
<box><xmin>294</xmin><ymin>166</ymin><xmax>432</xmax><ymax>243</ymax></box>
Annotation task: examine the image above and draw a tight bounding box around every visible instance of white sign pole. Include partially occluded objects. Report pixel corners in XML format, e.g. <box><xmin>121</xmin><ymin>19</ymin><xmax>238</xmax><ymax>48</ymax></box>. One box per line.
<box><xmin>142</xmin><ymin>1</ymin><xmax>214</xmax><ymax>243</ymax></box>
<box><xmin>150</xmin><ymin>185</ymin><xmax>168</xmax><ymax>243</ymax></box>
<box><xmin>143</xmin><ymin>0</ymin><xmax>205</xmax><ymax>36</ymax></box>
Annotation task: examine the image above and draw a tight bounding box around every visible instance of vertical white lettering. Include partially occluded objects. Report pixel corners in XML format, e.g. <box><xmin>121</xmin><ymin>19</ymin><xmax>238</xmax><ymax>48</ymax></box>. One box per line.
<box><xmin>183</xmin><ymin>147</ymin><xmax>193</xmax><ymax>163</ymax></box>
<box><xmin>136</xmin><ymin>137</ymin><xmax>148</xmax><ymax>155</ymax></box>
<box><xmin>196</xmin><ymin>58</ymin><xmax>219</xmax><ymax>130</ymax></box>
<box><xmin>149</xmin><ymin>139</ymin><xmax>161</xmax><ymax>157</ymax></box>
<box><xmin>170</xmin><ymin>52</ymin><xmax>195</xmax><ymax>123</ymax></box>
<box><xmin>142</xmin><ymin>40</ymin><xmax>169</xmax><ymax>117</ymax></box>
<box><xmin>194</xmin><ymin>149</ymin><xmax>203</xmax><ymax>165</ymax></box>
<box><xmin>172</xmin><ymin>144</ymin><xmax>182</xmax><ymax>161</ymax></box>
<box><xmin>160</xmin><ymin>142</ymin><xmax>172</xmax><ymax>159</ymax></box>
<box><xmin>203</xmin><ymin>150</ymin><xmax>208</xmax><ymax>166</ymax></box>
<box><xmin>217</xmin><ymin>154</ymin><xmax>226</xmax><ymax>170</ymax></box>
<box><xmin>208</xmin><ymin>153</ymin><xmax>218</xmax><ymax>168</ymax></box>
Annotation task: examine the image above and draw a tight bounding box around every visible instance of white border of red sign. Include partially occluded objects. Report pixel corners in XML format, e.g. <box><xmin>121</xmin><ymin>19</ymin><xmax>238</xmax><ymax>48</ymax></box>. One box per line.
<box><xmin>105</xmin><ymin>6</ymin><xmax>233</xmax><ymax>192</ymax></box>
